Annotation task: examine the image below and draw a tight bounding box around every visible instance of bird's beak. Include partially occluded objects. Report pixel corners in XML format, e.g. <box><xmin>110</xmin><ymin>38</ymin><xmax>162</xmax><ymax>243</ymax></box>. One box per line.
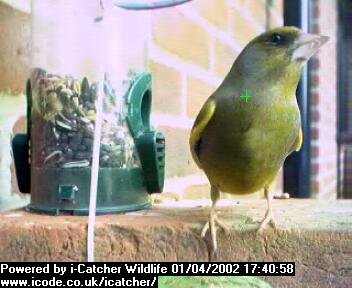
<box><xmin>292</xmin><ymin>32</ymin><xmax>329</xmax><ymax>62</ymax></box>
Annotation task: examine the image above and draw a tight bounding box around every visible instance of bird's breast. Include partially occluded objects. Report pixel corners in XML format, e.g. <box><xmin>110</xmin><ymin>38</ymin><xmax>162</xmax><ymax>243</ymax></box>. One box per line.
<box><xmin>199</xmin><ymin>100</ymin><xmax>300</xmax><ymax>194</ymax></box>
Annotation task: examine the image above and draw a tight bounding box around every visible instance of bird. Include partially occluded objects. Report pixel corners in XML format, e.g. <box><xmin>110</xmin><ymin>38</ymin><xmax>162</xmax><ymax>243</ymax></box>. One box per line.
<box><xmin>189</xmin><ymin>26</ymin><xmax>329</xmax><ymax>251</ymax></box>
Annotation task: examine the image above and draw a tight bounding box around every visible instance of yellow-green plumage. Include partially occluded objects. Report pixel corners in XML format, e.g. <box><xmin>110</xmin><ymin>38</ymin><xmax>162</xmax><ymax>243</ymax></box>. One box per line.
<box><xmin>190</xmin><ymin>26</ymin><xmax>328</xmax><ymax>250</ymax></box>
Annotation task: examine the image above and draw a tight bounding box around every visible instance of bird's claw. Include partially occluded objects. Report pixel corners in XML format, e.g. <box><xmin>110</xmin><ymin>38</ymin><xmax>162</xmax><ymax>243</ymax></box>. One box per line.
<box><xmin>201</xmin><ymin>209</ymin><xmax>230</xmax><ymax>251</ymax></box>
<box><xmin>257</xmin><ymin>212</ymin><xmax>276</xmax><ymax>235</ymax></box>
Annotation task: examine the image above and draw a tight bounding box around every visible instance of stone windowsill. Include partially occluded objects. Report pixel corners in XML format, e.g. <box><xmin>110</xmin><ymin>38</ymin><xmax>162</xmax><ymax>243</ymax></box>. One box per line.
<box><xmin>0</xmin><ymin>199</ymin><xmax>351</xmax><ymax>287</ymax></box>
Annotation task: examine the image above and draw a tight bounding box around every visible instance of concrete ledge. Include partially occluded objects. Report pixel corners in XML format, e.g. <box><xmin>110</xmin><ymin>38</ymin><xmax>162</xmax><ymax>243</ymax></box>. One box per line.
<box><xmin>0</xmin><ymin>200</ymin><xmax>351</xmax><ymax>287</ymax></box>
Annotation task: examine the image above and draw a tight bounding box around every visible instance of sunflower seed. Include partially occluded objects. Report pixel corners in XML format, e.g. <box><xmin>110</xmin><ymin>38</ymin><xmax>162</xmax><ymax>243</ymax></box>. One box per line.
<box><xmin>62</xmin><ymin>160</ymin><xmax>90</xmax><ymax>168</ymax></box>
<box><xmin>56</xmin><ymin>120</ymin><xmax>72</xmax><ymax>131</ymax></box>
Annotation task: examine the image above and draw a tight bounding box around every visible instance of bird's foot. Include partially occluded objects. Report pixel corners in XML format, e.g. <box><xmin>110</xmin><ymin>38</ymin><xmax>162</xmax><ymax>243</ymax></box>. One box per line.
<box><xmin>257</xmin><ymin>211</ymin><xmax>276</xmax><ymax>235</ymax></box>
<box><xmin>201</xmin><ymin>209</ymin><xmax>230</xmax><ymax>251</ymax></box>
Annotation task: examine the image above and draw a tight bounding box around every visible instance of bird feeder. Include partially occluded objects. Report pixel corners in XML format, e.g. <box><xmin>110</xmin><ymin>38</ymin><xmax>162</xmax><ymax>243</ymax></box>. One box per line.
<box><xmin>11</xmin><ymin>0</ymin><xmax>195</xmax><ymax>215</ymax></box>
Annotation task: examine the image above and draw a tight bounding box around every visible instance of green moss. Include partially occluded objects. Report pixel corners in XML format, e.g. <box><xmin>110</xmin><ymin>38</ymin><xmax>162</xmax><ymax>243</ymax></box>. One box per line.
<box><xmin>158</xmin><ymin>276</ymin><xmax>271</xmax><ymax>288</ymax></box>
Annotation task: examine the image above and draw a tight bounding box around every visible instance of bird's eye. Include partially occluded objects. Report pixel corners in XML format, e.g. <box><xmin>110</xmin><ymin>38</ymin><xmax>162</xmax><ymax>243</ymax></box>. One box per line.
<box><xmin>270</xmin><ymin>33</ymin><xmax>284</xmax><ymax>45</ymax></box>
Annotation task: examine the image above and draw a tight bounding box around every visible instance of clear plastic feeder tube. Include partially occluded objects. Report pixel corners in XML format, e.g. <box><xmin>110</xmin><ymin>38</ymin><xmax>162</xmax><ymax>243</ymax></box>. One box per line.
<box><xmin>100</xmin><ymin>4</ymin><xmax>152</xmax><ymax>169</ymax></box>
<box><xmin>30</xmin><ymin>0</ymin><xmax>106</xmax><ymax>170</ymax></box>
<box><xmin>31</xmin><ymin>0</ymin><xmax>147</xmax><ymax>170</ymax></box>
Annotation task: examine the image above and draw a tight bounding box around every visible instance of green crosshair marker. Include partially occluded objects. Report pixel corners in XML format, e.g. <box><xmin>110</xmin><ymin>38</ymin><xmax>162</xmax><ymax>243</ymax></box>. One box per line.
<box><xmin>240</xmin><ymin>89</ymin><xmax>252</xmax><ymax>102</ymax></box>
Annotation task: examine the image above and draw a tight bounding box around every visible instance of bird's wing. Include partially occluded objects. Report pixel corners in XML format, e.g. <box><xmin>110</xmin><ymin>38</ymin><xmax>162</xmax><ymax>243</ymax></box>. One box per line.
<box><xmin>291</xmin><ymin>127</ymin><xmax>303</xmax><ymax>152</ymax></box>
<box><xmin>189</xmin><ymin>99</ymin><xmax>216</xmax><ymax>168</ymax></box>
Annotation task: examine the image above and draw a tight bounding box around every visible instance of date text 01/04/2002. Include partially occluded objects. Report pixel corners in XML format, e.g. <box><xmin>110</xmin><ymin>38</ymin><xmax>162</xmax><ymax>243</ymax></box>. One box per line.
<box><xmin>170</xmin><ymin>263</ymin><xmax>294</xmax><ymax>275</ymax></box>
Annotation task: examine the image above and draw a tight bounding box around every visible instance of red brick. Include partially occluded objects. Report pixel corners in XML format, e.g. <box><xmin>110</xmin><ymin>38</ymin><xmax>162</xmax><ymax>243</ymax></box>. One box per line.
<box><xmin>311</xmin><ymin>93</ymin><xmax>319</xmax><ymax>106</ymax></box>
<box><xmin>311</xmin><ymin>75</ymin><xmax>320</xmax><ymax>86</ymax></box>
<box><xmin>313</xmin><ymin>5</ymin><xmax>320</xmax><ymax>19</ymax></box>
<box><xmin>311</xmin><ymin>57</ymin><xmax>320</xmax><ymax>70</ymax></box>
<box><xmin>312</xmin><ymin>146</ymin><xmax>319</xmax><ymax>158</ymax></box>
<box><xmin>311</xmin><ymin>110</ymin><xmax>320</xmax><ymax>122</ymax></box>
<box><xmin>312</xmin><ymin>163</ymin><xmax>319</xmax><ymax>175</ymax></box>
<box><xmin>311</xmin><ymin>127</ymin><xmax>319</xmax><ymax>140</ymax></box>
<box><xmin>312</xmin><ymin>179</ymin><xmax>319</xmax><ymax>194</ymax></box>
<box><xmin>312</xmin><ymin>23</ymin><xmax>320</xmax><ymax>34</ymax></box>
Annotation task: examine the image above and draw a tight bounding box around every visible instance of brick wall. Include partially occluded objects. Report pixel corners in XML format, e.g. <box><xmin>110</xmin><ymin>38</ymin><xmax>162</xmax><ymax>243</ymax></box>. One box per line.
<box><xmin>310</xmin><ymin>0</ymin><xmax>338</xmax><ymax>199</ymax></box>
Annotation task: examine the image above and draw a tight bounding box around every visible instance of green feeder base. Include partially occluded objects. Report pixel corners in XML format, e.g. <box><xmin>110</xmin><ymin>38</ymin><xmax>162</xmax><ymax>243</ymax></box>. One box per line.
<box><xmin>28</xmin><ymin>167</ymin><xmax>152</xmax><ymax>215</ymax></box>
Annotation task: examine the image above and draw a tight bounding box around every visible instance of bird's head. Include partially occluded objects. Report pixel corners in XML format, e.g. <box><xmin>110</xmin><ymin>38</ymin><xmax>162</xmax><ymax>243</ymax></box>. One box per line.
<box><xmin>232</xmin><ymin>26</ymin><xmax>329</xmax><ymax>91</ymax></box>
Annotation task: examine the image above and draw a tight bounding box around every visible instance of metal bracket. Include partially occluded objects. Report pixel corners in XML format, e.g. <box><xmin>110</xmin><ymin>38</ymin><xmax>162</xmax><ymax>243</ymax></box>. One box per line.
<box><xmin>113</xmin><ymin>0</ymin><xmax>192</xmax><ymax>10</ymax></box>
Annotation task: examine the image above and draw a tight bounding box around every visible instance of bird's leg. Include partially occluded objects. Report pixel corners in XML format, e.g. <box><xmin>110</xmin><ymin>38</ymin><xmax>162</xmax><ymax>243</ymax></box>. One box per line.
<box><xmin>201</xmin><ymin>185</ymin><xmax>229</xmax><ymax>251</ymax></box>
<box><xmin>257</xmin><ymin>186</ymin><xmax>276</xmax><ymax>234</ymax></box>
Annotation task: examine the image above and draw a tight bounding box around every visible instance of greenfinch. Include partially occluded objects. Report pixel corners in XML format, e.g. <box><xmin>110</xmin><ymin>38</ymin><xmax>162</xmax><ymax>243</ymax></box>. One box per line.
<box><xmin>190</xmin><ymin>27</ymin><xmax>328</xmax><ymax>251</ymax></box>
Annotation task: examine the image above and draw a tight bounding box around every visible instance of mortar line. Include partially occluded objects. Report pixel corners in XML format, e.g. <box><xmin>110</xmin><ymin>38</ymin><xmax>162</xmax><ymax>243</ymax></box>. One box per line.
<box><xmin>150</xmin><ymin>43</ymin><xmax>222</xmax><ymax>88</ymax></box>
<box><xmin>180</xmin><ymin>72</ymin><xmax>188</xmax><ymax>118</ymax></box>
<box><xmin>151</xmin><ymin>113</ymin><xmax>194</xmax><ymax>129</ymax></box>
<box><xmin>176</xmin><ymin>5</ymin><xmax>243</xmax><ymax>53</ymax></box>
